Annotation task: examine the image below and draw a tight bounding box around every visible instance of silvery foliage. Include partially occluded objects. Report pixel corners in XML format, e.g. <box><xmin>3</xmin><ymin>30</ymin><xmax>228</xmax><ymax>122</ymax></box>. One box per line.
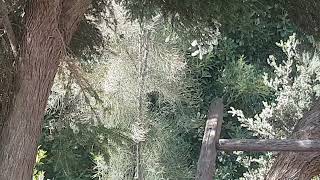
<box><xmin>93</xmin><ymin>154</ymin><xmax>109</xmax><ymax>180</ymax></box>
<box><xmin>229</xmin><ymin>34</ymin><xmax>320</xmax><ymax>139</ymax></box>
<box><xmin>95</xmin><ymin>3</ymin><xmax>194</xmax><ymax>179</ymax></box>
<box><xmin>227</xmin><ymin>34</ymin><xmax>320</xmax><ymax>179</ymax></box>
<box><xmin>237</xmin><ymin>152</ymin><xmax>273</xmax><ymax>180</ymax></box>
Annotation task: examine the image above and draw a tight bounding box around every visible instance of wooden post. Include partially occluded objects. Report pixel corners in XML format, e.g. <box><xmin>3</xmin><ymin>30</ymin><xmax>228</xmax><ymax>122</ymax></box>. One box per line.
<box><xmin>218</xmin><ymin>139</ymin><xmax>320</xmax><ymax>152</ymax></box>
<box><xmin>196</xmin><ymin>98</ymin><xmax>223</xmax><ymax>180</ymax></box>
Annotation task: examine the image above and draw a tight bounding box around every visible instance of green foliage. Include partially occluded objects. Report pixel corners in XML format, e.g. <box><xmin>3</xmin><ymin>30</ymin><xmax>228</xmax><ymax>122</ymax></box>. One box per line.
<box><xmin>231</xmin><ymin>34</ymin><xmax>320</xmax><ymax>138</ymax></box>
<box><xmin>143</xmin><ymin>101</ymin><xmax>196</xmax><ymax>179</ymax></box>
<box><xmin>33</xmin><ymin>68</ymin><xmax>131</xmax><ymax>180</ymax></box>
<box><xmin>70</xmin><ymin>20</ymin><xmax>105</xmax><ymax>64</ymax></box>
<box><xmin>220</xmin><ymin>3</ymin><xmax>296</xmax><ymax>67</ymax></box>
<box><xmin>220</xmin><ymin>57</ymin><xmax>272</xmax><ymax>114</ymax></box>
<box><xmin>11</xmin><ymin>1</ymin><xmax>315</xmax><ymax>179</ymax></box>
<box><xmin>33</xmin><ymin>148</ymin><xmax>46</xmax><ymax>180</ymax></box>
<box><xmin>180</xmin><ymin>3</ymin><xmax>296</xmax><ymax>179</ymax></box>
<box><xmin>117</xmin><ymin>0</ymin><xmax>301</xmax><ymax>43</ymax></box>
<box><xmin>185</xmin><ymin>54</ymin><xmax>272</xmax><ymax>179</ymax></box>
<box><xmin>38</xmin><ymin>124</ymin><xmax>119</xmax><ymax>180</ymax></box>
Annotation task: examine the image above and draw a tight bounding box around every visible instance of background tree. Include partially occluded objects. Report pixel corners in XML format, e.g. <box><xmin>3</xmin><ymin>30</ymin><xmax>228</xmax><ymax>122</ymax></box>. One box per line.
<box><xmin>0</xmin><ymin>0</ymin><xmax>106</xmax><ymax>179</ymax></box>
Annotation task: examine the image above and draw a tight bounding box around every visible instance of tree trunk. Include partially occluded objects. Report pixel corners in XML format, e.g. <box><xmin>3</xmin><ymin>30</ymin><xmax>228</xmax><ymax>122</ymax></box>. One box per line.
<box><xmin>0</xmin><ymin>1</ymin><xmax>90</xmax><ymax>179</ymax></box>
<box><xmin>266</xmin><ymin>100</ymin><xmax>320</xmax><ymax>180</ymax></box>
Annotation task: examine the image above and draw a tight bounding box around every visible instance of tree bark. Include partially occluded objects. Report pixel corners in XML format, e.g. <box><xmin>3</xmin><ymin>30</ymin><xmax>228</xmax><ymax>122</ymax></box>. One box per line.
<box><xmin>266</xmin><ymin>100</ymin><xmax>320</xmax><ymax>180</ymax></box>
<box><xmin>0</xmin><ymin>0</ymin><xmax>18</xmax><ymax>57</ymax></box>
<box><xmin>0</xmin><ymin>0</ymin><xmax>90</xmax><ymax>179</ymax></box>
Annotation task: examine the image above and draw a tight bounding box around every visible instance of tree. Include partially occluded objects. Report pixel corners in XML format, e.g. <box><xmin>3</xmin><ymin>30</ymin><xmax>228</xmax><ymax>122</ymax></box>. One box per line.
<box><xmin>0</xmin><ymin>1</ymin><xmax>92</xmax><ymax>179</ymax></box>
<box><xmin>96</xmin><ymin>8</ymin><xmax>196</xmax><ymax>178</ymax></box>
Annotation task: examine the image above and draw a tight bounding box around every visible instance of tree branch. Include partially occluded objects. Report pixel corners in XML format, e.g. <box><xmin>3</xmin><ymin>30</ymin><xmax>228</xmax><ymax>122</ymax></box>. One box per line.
<box><xmin>0</xmin><ymin>0</ymin><xmax>18</xmax><ymax>57</ymax></box>
<box><xmin>59</xmin><ymin>0</ymin><xmax>91</xmax><ymax>44</ymax></box>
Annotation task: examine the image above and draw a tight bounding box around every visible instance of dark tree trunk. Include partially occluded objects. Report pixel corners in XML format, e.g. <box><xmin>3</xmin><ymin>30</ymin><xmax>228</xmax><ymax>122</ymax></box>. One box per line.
<box><xmin>0</xmin><ymin>0</ymin><xmax>90</xmax><ymax>179</ymax></box>
<box><xmin>266</xmin><ymin>100</ymin><xmax>320</xmax><ymax>179</ymax></box>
